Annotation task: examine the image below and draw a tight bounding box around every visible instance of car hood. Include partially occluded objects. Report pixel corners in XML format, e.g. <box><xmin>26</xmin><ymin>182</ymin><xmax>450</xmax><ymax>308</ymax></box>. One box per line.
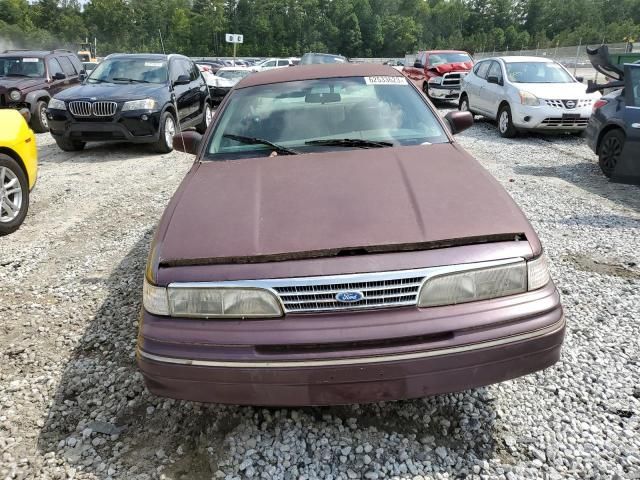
<box><xmin>513</xmin><ymin>82</ymin><xmax>600</xmax><ymax>99</ymax></box>
<box><xmin>157</xmin><ymin>144</ymin><xmax>540</xmax><ymax>266</ymax></box>
<box><xmin>55</xmin><ymin>82</ymin><xmax>167</xmax><ymax>101</ymax></box>
<box><xmin>432</xmin><ymin>62</ymin><xmax>473</xmax><ymax>74</ymax></box>
<box><xmin>0</xmin><ymin>77</ymin><xmax>45</xmax><ymax>91</ymax></box>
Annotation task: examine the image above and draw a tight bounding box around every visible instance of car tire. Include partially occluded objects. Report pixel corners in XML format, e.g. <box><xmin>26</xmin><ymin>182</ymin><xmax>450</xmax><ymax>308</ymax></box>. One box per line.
<box><xmin>0</xmin><ymin>154</ymin><xmax>29</xmax><ymax>236</ymax></box>
<box><xmin>459</xmin><ymin>94</ymin><xmax>472</xmax><ymax>114</ymax></box>
<box><xmin>30</xmin><ymin>100</ymin><xmax>49</xmax><ymax>133</ymax></box>
<box><xmin>196</xmin><ymin>102</ymin><xmax>213</xmax><ymax>134</ymax></box>
<box><xmin>55</xmin><ymin>138</ymin><xmax>86</xmax><ymax>152</ymax></box>
<box><xmin>423</xmin><ymin>82</ymin><xmax>436</xmax><ymax>103</ymax></box>
<box><xmin>598</xmin><ymin>129</ymin><xmax>625</xmax><ymax>178</ymax></box>
<box><xmin>153</xmin><ymin>111</ymin><xmax>176</xmax><ymax>154</ymax></box>
<box><xmin>497</xmin><ymin>105</ymin><xmax>517</xmax><ymax>138</ymax></box>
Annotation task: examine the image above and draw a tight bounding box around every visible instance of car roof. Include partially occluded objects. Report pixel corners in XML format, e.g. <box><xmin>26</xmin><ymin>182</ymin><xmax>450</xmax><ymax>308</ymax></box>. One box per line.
<box><xmin>0</xmin><ymin>50</ymin><xmax>50</xmax><ymax>57</ymax></box>
<box><xmin>422</xmin><ymin>50</ymin><xmax>469</xmax><ymax>54</ymax></box>
<box><xmin>496</xmin><ymin>56</ymin><xmax>554</xmax><ymax>63</ymax></box>
<box><xmin>235</xmin><ymin>63</ymin><xmax>402</xmax><ymax>89</ymax></box>
<box><xmin>104</xmin><ymin>53</ymin><xmax>189</xmax><ymax>61</ymax></box>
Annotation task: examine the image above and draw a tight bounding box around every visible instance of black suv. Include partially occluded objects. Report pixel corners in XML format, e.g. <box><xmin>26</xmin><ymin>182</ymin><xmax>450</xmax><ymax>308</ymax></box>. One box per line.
<box><xmin>0</xmin><ymin>49</ymin><xmax>83</xmax><ymax>132</ymax></box>
<box><xmin>47</xmin><ymin>53</ymin><xmax>213</xmax><ymax>153</ymax></box>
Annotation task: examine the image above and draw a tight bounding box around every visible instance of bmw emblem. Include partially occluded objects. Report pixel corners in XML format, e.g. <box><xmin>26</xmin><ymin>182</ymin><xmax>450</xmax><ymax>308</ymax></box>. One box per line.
<box><xmin>335</xmin><ymin>291</ymin><xmax>364</xmax><ymax>303</ymax></box>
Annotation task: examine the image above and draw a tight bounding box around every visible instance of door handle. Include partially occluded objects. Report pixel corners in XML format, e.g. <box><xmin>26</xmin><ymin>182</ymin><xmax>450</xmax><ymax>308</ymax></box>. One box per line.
<box><xmin>632</xmin><ymin>123</ymin><xmax>640</xmax><ymax>129</ymax></box>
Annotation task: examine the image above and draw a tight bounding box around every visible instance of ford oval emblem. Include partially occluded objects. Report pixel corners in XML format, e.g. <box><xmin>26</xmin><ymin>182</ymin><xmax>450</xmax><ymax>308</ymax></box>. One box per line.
<box><xmin>335</xmin><ymin>291</ymin><xmax>364</xmax><ymax>303</ymax></box>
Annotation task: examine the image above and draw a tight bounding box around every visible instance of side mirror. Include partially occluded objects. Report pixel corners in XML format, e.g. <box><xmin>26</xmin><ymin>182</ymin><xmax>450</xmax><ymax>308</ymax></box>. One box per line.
<box><xmin>173</xmin><ymin>130</ymin><xmax>202</xmax><ymax>155</ymax></box>
<box><xmin>53</xmin><ymin>72</ymin><xmax>66</xmax><ymax>81</ymax></box>
<box><xmin>576</xmin><ymin>76</ymin><xmax>584</xmax><ymax>83</ymax></box>
<box><xmin>413</xmin><ymin>61</ymin><xmax>424</xmax><ymax>69</ymax></box>
<box><xmin>174</xmin><ymin>74</ymin><xmax>190</xmax><ymax>86</ymax></box>
<box><xmin>444</xmin><ymin>111</ymin><xmax>473</xmax><ymax>135</ymax></box>
<box><xmin>79</xmin><ymin>73</ymin><xmax>87</xmax><ymax>82</ymax></box>
<box><xmin>487</xmin><ymin>75</ymin><xmax>501</xmax><ymax>85</ymax></box>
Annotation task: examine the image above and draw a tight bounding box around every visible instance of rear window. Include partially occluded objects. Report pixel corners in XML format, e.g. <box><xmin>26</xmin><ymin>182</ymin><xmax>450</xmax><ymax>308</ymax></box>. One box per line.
<box><xmin>205</xmin><ymin>76</ymin><xmax>448</xmax><ymax>160</ymax></box>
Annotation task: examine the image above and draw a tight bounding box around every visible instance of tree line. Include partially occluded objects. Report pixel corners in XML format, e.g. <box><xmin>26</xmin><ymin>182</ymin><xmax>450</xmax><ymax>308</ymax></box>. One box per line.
<box><xmin>1</xmin><ymin>0</ymin><xmax>639</xmax><ymax>59</ymax></box>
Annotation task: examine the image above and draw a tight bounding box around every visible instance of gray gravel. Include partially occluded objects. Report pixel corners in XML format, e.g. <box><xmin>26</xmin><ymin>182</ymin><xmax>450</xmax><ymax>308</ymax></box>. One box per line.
<box><xmin>1</xmin><ymin>113</ymin><xmax>639</xmax><ymax>480</ymax></box>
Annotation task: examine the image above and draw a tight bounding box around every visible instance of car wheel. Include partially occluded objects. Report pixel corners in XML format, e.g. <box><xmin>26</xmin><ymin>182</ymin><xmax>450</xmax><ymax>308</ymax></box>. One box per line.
<box><xmin>497</xmin><ymin>105</ymin><xmax>517</xmax><ymax>138</ymax></box>
<box><xmin>598</xmin><ymin>129</ymin><xmax>624</xmax><ymax>178</ymax></box>
<box><xmin>30</xmin><ymin>100</ymin><xmax>49</xmax><ymax>133</ymax></box>
<box><xmin>196</xmin><ymin>103</ymin><xmax>213</xmax><ymax>134</ymax></box>
<box><xmin>423</xmin><ymin>82</ymin><xmax>436</xmax><ymax>102</ymax></box>
<box><xmin>153</xmin><ymin>111</ymin><xmax>176</xmax><ymax>154</ymax></box>
<box><xmin>0</xmin><ymin>154</ymin><xmax>29</xmax><ymax>236</ymax></box>
<box><xmin>55</xmin><ymin>138</ymin><xmax>86</xmax><ymax>152</ymax></box>
<box><xmin>459</xmin><ymin>94</ymin><xmax>471</xmax><ymax>114</ymax></box>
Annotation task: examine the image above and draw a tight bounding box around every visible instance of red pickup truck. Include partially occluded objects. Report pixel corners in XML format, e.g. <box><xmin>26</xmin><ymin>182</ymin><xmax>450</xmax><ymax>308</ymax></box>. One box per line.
<box><xmin>403</xmin><ymin>50</ymin><xmax>474</xmax><ymax>102</ymax></box>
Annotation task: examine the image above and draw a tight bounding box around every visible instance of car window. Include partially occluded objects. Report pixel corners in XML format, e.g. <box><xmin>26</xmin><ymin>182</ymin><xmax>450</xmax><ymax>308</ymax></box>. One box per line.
<box><xmin>188</xmin><ymin>60</ymin><xmax>200</xmax><ymax>81</ymax></box>
<box><xmin>264</xmin><ymin>60</ymin><xmax>276</xmax><ymax>67</ymax></box>
<box><xmin>429</xmin><ymin>53</ymin><xmax>472</xmax><ymax>66</ymax></box>
<box><xmin>505</xmin><ymin>62</ymin><xmax>574</xmax><ymax>83</ymax></box>
<box><xmin>277</xmin><ymin>60</ymin><xmax>289</xmax><ymax>66</ymax></box>
<box><xmin>0</xmin><ymin>57</ymin><xmax>46</xmax><ymax>78</ymax></box>
<box><xmin>88</xmin><ymin>57</ymin><xmax>168</xmax><ymax>84</ymax></box>
<box><xmin>474</xmin><ymin>61</ymin><xmax>490</xmax><ymax>79</ymax></box>
<box><xmin>487</xmin><ymin>61</ymin><xmax>503</xmax><ymax>82</ymax></box>
<box><xmin>47</xmin><ymin>58</ymin><xmax>64</xmax><ymax>77</ymax></box>
<box><xmin>630</xmin><ymin>67</ymin><xmax>640</xmax><ymax>107</ymax></box>
<box><xmin>205</xmin><ymin>76</ymin><xmax>449</xmax><ymax>160</ymax></box>
<box><xmin>58</xmin><ymin>56</ymin><xmax>77</xmax><ymax>76</ymax></box>
<box><xmin>69</xmin><ymin>55</ymin><xmax>84</xmax><ymax>73</ymax></box>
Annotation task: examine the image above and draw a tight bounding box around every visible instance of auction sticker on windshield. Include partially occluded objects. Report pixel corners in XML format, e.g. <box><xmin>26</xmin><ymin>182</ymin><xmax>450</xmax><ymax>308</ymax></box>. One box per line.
<box><xmin>364</xmin><ymin>76</ymin><xmax>407</xmax><ymax>85</ymax></box>
<box><xmin>22</xmin><ymin>58</ymin><xmax>39</xmax><ymax>63</ymax></box>
<box><xmin>144</xmin><ymin>62</ymin><xmax>164</xmax><ymax>67</ymax></box>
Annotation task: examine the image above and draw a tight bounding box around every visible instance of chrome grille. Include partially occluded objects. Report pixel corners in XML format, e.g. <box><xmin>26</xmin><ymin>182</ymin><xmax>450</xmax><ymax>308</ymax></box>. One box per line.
<box><xmin>69</xmin><ymin>101</ymin><xmax>92</xmax><ymax>117</ymax></box>
<box><xmin>274</xmin><ymin>276</ymin><xmax>424</xmax><ymax>313</ymax></box>
<box><xmin>92</xmin><ymin>101</ymin><xmax>117</xmax><ymax>117</ymax></box>
<box><xmin>68</xmin><ymin>100</ymin><xmax>117</xmax><ymax>117</ymax></box>
<box><xmin>441</xmin><ymin>72</ymin><xmax>464</xmax><ymax>88</ymax></box>
<box><xmin>544</xmin><ymin>99</ymin><xmax>593</xmax><ymax>109</ymax></box>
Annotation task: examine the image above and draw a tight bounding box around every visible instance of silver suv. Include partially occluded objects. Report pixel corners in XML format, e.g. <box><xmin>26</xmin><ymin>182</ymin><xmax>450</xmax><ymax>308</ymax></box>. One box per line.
<box><xmin>459</xmin><ymin>56</ymin><xmax>600</xmax><ymax>137</ymax></box>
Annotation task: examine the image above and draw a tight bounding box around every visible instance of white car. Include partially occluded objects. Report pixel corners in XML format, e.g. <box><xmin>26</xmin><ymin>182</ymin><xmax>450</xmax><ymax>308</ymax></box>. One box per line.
<box><xmin>459</xmin><ymin>56</ymin><xmax>601</xmax><ymax>137</ymax></box>
<box><xmin>252</xmin><ymin>58</ymin><xmax>296</xmax><ymax>72</ymax></box>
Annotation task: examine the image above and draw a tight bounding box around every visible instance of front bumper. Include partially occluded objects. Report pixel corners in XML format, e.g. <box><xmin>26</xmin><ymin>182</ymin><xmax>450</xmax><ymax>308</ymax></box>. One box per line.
<box><xmin>137</xmin><ymin>282</ymin><xmax>564</xmax><ymax>406</ymax></box>
<box><xmin>47</xmin><ymin>108</ymin><xmax>163</xmax><ymax>143</ymax></box>
<box><xmin>427</xmin><ymin>84</ymin><xmax>461</xmax><ymax>100</ymax></box>
<box><xmin>511</xmin><ymin>102</ymin><xmax>593</xmax><ymax>131</ymax></box>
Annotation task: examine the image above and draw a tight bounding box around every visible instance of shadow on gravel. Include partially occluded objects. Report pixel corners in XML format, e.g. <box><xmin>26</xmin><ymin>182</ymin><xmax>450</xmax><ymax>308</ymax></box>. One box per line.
<box><xmin>514</xmin><ymin>162</ymin><xmax>640</xmax><ymax>213</ymax></box>
<box><xmin>39</xmin><ymin>142</ymin><xmax>165</xmax><ymax>164</ymax></box>
<box><xmin>37</xmin><ymin>231</ymin><xmax>499</xmax><ymax>479</ymax></box>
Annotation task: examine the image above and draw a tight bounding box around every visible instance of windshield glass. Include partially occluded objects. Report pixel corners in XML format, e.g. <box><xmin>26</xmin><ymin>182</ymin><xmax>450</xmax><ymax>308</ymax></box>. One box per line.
<box><xmin>217</xmin><ymin>70</ymin><xmax>251</xmax><ymax>81</ymax></box>
<box><xmin>0</xmin><ymin>57</ymin><xmax>45</xmax><ymax>78</ymax></box>
<box><xmin>505</xmin><ymin>62</ymin><xmax>574</xmax><ymax>83</ymax></box>
<box><xmin>429</xmin><ymin>53</ymin><xmax>471</xmax><ymax>66</ymax></box>
<box><xmin>300</xmin><ymin>54</ymin><xmax>347</xmax><ymax>65</ymax></box>
<box><xmin>87</xmin><ymin>58</ymin><xmax>168</xmax><ymax>84</ymax></box>
<box><xmin>205</xmin><ymin>76</ymin><xmax>448</xmax><ymax>160</ymax></box>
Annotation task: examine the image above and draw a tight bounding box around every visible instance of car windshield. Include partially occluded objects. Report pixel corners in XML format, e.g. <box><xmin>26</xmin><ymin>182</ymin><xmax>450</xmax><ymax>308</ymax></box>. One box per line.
<box><xmin>300</xmin><ymin>54</ymin><xmax>347</xmax><ymax>65</ymax></box>
<box><xmin>429</xmin><ymin>53</ymin><xmax>471</xmax><ymax>66</ymax></box>
<box><xmin>0</xmin><ymin>57</ymin><xmax>45</xmax><ymax>78</ymax></box>
<box><xmin>205</xmin><ymin>76</ymin><xmax>448</xmax><ymax>160</ymax></box>
<box><xmin>217</xmin><ymin>70</ymin><xmax>250</xmax><ymax>81</ymax></box>
<box><xmin>87</xmin><ymin>58</ymin><xmax>168</xmax><ymax>84</ymax></box>
<box><xmin>505</xmin><ymin>62</ymin><xmax>574</xmax><ymax>83</ymax></box>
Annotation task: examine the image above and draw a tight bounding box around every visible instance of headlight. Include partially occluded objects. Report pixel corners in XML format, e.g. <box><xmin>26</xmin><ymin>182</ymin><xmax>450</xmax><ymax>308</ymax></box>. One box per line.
<box><xmin>168</xmin><ymin>287</ymin><xmax>283</xmax><ymax>318</ymax></box>
<box><xmin>527</xmin><ymin>254</ymin><xmax>550</xmax><ymax>290</ymax></box>
<box><xmin>47</xmin><ymin>98</ymin><xmax>66</xmax><ymax>110</ymax></box>
<box><xmin>9</xmin><ymin>90</ymin><xmax>21</xmax><ymax>101</ymax></box>
<box><xmin>143</xmin><ymin>278</ymin><xmax>169</xmax><ymax>316</ymax></box>
<box><xmin>418</xmin><ymin>261</ymin><xmax>527</xmax><ymax>308</ymax></box>
<box><xmin>428</xmin><ymin>76</ymin><xmax>442</xmax><ymax>84</ymax></box>
<box><xmin>122</xmin><ymin>98</ymin><xmax>157</xmax><ymax>111</ymax></box>
<box><xmin>519</xmin><ymin>91</ymin><xmax>540</xmax><ymax>106</ymax></box>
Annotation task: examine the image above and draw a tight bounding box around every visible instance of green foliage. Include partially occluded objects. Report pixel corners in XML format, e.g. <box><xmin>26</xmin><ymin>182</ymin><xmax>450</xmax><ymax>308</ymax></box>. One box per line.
<box><xmin>1</xmin><ymin>0</ymin><xmax>638</xmax><ymax>57</ymax></box>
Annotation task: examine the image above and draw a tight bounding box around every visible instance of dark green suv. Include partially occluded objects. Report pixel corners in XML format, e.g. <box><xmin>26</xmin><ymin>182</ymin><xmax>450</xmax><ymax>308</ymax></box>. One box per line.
<box><xmin>0</xmin><ymin>49</ymin><xmax>83</xmax><ymax>132</ymax></box>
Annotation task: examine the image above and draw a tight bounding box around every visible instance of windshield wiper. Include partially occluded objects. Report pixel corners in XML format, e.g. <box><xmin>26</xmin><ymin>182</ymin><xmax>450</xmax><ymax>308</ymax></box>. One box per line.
<box><xmin>6</xmin><ymin>73</ymin><xmax>30</xmax><ymax>77</ymax></box>
<box><xmin>223</xmin><ymin>134</ymin><xmax>300</xmax><ymax>155</ymax></box>
<box><xmin>305</xmin><ymin>138</ymin><xmax>394</xmax><ymax>149</ymax></box>
<box><xmin>112</xmin><ymin>77</ymin><xmax>150</xmax><ymax>83</ymax></box>
<box><xmin>88</xmin><ymin>78</ymin><xmax>109</xmax><ymax>83</ymax></box>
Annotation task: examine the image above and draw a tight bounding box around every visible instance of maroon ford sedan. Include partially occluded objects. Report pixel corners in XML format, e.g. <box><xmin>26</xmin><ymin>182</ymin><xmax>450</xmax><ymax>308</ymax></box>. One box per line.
<box><xmin>138</xmin><ymin>64</ymin><xmax>564</xmax><ymax>406</ymax></box>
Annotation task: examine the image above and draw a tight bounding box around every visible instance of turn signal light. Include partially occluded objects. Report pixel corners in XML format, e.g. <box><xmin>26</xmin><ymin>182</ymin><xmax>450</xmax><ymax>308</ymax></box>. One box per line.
<box><xmin>592</xmin><ymin>99</ymin><xmax>608</xmax><ymax>112</ymax></box>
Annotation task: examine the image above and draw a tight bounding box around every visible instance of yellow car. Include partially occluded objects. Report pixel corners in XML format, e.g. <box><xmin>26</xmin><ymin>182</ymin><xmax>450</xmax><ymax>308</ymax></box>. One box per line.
<box><xmin>0</xmin><ymin>110</ymin><xmax>38</xmax><ymax>236</ymax></box>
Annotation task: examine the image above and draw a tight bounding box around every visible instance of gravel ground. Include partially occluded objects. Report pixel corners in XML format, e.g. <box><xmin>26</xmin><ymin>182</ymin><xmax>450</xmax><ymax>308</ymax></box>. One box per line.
<box><xmin>1</xmin><ymin>111</ymin><xmax>639</xmax><ymax>480</ymax></box>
